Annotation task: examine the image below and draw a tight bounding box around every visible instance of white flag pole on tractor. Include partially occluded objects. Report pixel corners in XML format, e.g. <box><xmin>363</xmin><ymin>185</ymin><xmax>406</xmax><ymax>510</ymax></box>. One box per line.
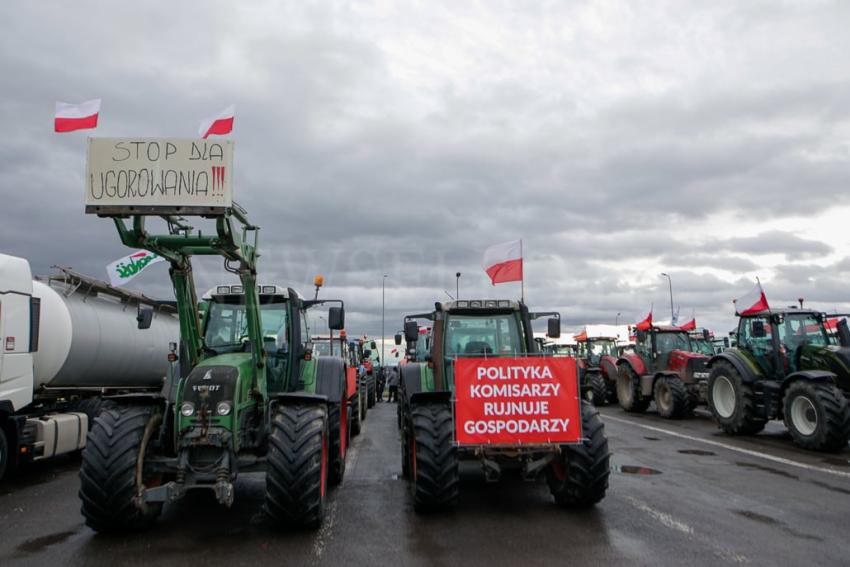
<box><xmin>520</xmin><ymin>239</ymin><xmax>524</xmax><ymax>303</ymax></box>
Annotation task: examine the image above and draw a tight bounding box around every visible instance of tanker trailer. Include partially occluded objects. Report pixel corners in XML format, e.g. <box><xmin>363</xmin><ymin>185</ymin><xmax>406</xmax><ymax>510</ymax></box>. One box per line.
<box><xmin>0</xmin><ymin>253</ymin><xmax>178</xmax><ymax>480</ymax></box>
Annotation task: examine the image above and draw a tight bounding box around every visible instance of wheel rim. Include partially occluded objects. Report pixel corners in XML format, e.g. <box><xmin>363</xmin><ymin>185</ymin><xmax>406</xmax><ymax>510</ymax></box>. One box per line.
<box><xmin>712</xmin><ymin>375</ymin><xmax>736</xmax><ymax>419</ymax></box>
<box><xmin>656</xmin><ymin>380</ymin><xmax>671</xmax><ymax>411</ymax></box>
<box><xmin>790</xmin><ymin>395</ymin><xmax>818</xmax><ymax>436</ymax></box>
<box><xmin>585</xmin><ymin>388</ymin><xmax>595</xmax><ymax>402</ymax></box>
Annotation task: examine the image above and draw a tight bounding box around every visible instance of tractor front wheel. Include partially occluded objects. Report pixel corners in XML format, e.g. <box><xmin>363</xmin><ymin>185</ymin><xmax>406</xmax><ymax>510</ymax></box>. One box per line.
<box><xmin>707</xmin><ymin>361</ymin><xmax>766</xmax><ymax>435</ymax></box>
<box><xmin>617</xmin><ymin>365</ymin><xmax>649</xmax><ymax>413</ymax></box>
<box><xmin>328</xmin><ymin>402</ymin><xmax>347</xmax><ymax>485</ymax></box>
<box><xmin>350</xmin><ymin>391</ymin><xmax>362</xmax><ymax>437</ymax></box>
<box><xmin>783</xmin><ymin>381</ymin><xmax>850</xmax><ymax>452</ymax></box>
<box><xmin>265</xmin><ymin>403</ymin><xmax>329</xmax><ymax>529</ymax></box>
<box><xmin>585</xmin><ymin>371</ymin><xmax>608</xmax><ymax>406</ymax></box>
<box><xmin>654</xmin><ymin>376</ymin><xmax>689</xmax><ymax>419</ymax></box>
<box><xmin>410</xmin><ymin>402</ymin><xmax>458</xmax><ymax>512</ymax></box>
<box><xmin>547</xmin><ymin>401</ymin><xmax>610</xmax><ymax>507</ymax></box>
<box><xmin>79</xmin><ymin>406</ymin><xmax>163</xmax><ymax>533</ymax></box>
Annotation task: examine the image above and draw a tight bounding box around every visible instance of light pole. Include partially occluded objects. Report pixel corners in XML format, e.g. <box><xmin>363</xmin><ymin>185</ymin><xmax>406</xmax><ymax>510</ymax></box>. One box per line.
<box><xmin>615</xmin><ymin>312</ymin><xmax>621</xmax><ymax>326</ymax></box>
<box><xmin>456</xmin><ymin>272</ymin><xmax>461</xmax><ymax>300</ymax></box>
<box><xmin>660</xmin><ymin>273</ymin><xmax>674</xmax><ymax>322</ymax></box>
<box><xmin>381</xmin><ymin>274</ymin><xmax>388</xmax><ymax>373</ymax></box>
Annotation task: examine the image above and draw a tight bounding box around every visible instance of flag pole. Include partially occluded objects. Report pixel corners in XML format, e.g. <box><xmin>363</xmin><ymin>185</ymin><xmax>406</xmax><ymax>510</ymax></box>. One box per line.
<box><xmin>520</xmin><ymin>239</ymin><xmax>525</xmax><ymax>304</ymax></box>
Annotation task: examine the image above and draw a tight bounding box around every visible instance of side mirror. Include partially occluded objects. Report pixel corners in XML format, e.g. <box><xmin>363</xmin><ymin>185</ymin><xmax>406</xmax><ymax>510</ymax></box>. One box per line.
<box><xmin>394</xmin><ymin>333</ymin><xmax>402</xmax><ymax>346</ymax></box>
<box><xmin>328</xmin><ymin>306</ymin><xmax>345</xmax><ymax>330</ymax></box>
<box><xmin>752</xmin><ymin>321</ymin><xmax>766</xmax><ymax>338</ymax></box>
<box><xmin>547</xmin><ymin>317</ymin><xmax>561</xmax><ymax>339</ymax></box>
<box><xmin>137</xmin><ymin>307</ymin><xmax>154</xmax><ymax>330</ymax></box>
<box><xmin>703</xmin><ymin>329</ymin><xmax>710</xmax><ymax>341</ymax></box>
<box><xmin>371</xmin><ymin>341</ymin><xmax>378</xmax><ymax>350</ymax></box>
<box><xmin>837</xmin><ymin>319</ymin><xmax>850</xmax><ymax>348</ymax></box>
<box><xmin>404</xmin><ymin>321</ymin><xmax>419</xmax><ymax>343</ymax></box>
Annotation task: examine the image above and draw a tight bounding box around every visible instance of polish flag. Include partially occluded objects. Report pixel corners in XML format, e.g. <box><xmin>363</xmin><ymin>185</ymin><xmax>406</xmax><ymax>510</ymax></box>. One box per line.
<box><xmin>735</xmin><ymin>281</ymin><xmax>769</xmax><ymax>316</ymax></box>
<box><xmin>199</xmin><ymin>105</ymin><xmax>235</xmax><ymax>139</ymax></box>
<box><xmin>679</xmin><ymin>319</ymin><xmax>696</xmax><ymax>332</ymax></box>
<box><xmin>483</xmin><ymin>239</ymin><xmax>523</xmax><ymax>285</ymax></box>
<box><xmin>54</xmin><ymin>99</ymin><xmax>101</xmax><ymax>132</ymax></box>
<box><xmin>635</xmin><ymin>310</ymin><xmax>653</xmax><ymax>331</ymax></box>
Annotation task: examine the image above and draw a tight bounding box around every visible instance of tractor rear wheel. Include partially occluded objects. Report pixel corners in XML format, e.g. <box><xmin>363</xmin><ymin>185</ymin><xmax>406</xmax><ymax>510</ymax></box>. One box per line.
<box><xmin>783</xmin><ymin>381</ymin><xmax>850</xmax><ymax>452</ymax></box>
<box><xmin>350</xmin><ymin>391</ymin><xmax>362</xmax><ymax>437</ymax></box>
<box><xmin>707</xmin><ymin>361</ymin><xmax>766</xmax><ymax>435</ymax></box>
<box><xmin>401</xmin><ymin>415</ymin><xmax>412</xmax><ymax>479</ymax></box>
<box><xmin>547</xmin><ymin>401</ymin><xmax>610</xmax><ymax>507</ymax></box>
<box><xmin>71</xmin><ymin>398</ymin><xmax>117</xmax><ymax>429</ymax></box>
<box><xmin>410</xmin><ymin>402</ymin><xmax>458</xmax><ymax>512</ymax></box>
<box><xmin>367</xmin><ymin>378</ymin><xmax>376</xmax><ymax>408</ymax></box>
<box><xmin>617</xmin><ymin>365</ymin><xmax>649</xmax><ymax>413</ymax></box>
<box><xmin>328</xmin><ymin>402</ymin><xmax>346</xmax><ymax>485</ymax></box>
<box><xmin>360</xmin><ymin>379</ymin><xmax>369</xmax><ymax>420</ymax></box>
<box><xmin>654</xmin><ymin>376</ymin><xmax>689</xmax><ymax>419</ymax></box>
<box><xmin>601</xmin><ymin>361</ymin><xmax>619</xmax><ymax>403</ymax></box>
<box><xmin>79</xmin><ymin>406</ymin><xmax>163</xmax><ymax>533</ymax></box>
<box><xmin>585</xmin><ymin>371</ymin><xmax>608</xmax><ymax>406</ymax></box>
<box><xmin>265</xmin><ymin>403</ymin><xmax>329</xmax><ymax>529</ymax></box>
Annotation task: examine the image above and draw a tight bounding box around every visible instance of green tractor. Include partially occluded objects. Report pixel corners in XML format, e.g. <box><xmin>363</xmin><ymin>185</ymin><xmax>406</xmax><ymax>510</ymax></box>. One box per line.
<box><xmin>397</xmin><ymin>300</ymin><xmax>609</xmax><ymax>511</ymax></box>
<box><xmin>79</xmin><ymin>209</ymin><xmax>349</xmax><ymax>531</ymax></box>
<box><xmin>707</xmin><ymin>307</ymin><xmax>850</xmax><ymax>451</ymax></box>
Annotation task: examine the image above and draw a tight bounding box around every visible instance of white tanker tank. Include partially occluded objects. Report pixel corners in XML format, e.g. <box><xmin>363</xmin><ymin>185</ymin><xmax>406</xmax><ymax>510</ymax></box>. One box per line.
<box><xmin>1</xmin><ymin>253</ymin><xmax>179</xmax><ymax>480</ymax></box>
<box><xmin>32</xmin><ymin>278</ymin><xmax>177</xmax><ymax>389</ymax></box>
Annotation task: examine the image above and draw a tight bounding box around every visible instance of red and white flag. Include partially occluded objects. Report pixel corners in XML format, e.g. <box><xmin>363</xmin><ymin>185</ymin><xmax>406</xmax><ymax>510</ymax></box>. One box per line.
<box><xmin>54</xmin><ymin>99</ymin><xmax>101</xmax><ymax>132</ymax></box>
<box><xmin>199</xmin><ymin>104</ymin><xmax>235</xmax><ymax>139</ymax></box>
<box><xmin>679</xmin><ymin>318</ymin><xmax>696</xmax><ymax>332</ymax></box>
<box><xmin>636</xmin><ymin>309</ymin><xmax>653</xmax><ymax>331</ymax></box>
<box><xmin>735</xmin><ymin>281</ymin><xmax>769</xmax><ymax>315</ymax></box>
<box><xmin>483</xmin><ymin>239</ymin><xmax>523</xmax><ymax>285</ymax></box>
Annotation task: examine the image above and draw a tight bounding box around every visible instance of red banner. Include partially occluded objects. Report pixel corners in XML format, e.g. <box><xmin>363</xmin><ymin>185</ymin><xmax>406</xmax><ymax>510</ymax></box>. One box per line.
<box><xmin>454</xmin><ymin>357</ymin><xmax>582</xmax><ymax>446</ymax></box>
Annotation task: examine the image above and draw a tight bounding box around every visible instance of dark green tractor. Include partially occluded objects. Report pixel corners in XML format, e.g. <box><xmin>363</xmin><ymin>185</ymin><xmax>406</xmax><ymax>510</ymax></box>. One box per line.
<box><xmin>397</xmin><ymin>300</ymin><xmax>609</xmax><ymax>512</ymax></box>
<box><xmin>707</xmin><ymin>308</ymin><xmax>850</xmax><ymax>451</ymax></box>
<box><xmin>79</xmin><ymin>209</ymin><xmax>349</xmax><ymax>532</ymax></box>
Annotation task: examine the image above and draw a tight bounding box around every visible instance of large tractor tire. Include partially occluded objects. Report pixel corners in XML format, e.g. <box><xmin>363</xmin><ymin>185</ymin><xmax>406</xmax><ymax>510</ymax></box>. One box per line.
<box><xmin>360</xmin><ymin>379</ymin><xmax>369</xmax><ymax>420</ymax></box>
<box><xmin>401</xmin><ymin>411</ymin><xmax>412</xmax><ymax>479</ymax></box>
<box><xmin>547</xmin><ymin>401</ymin><xmax>610</xmax><ymax>507</ymax></box>
<box><xmin>410</xmin><ymin>402</ymin><xmax>458</xmax><ymax>512</ymax></box>
<box><xmin>584</xmin><ymin>371</ymin><xmax>609</xmax><ymax>406</ymax></box>
<box><xmin>265</xmin><ymin>403</ymin><xmax>329</xmax><ymax>529</ymax></box>
<box><xmin>707</xmin><ymin>361</ymin><xmax>766</xmax><ymax>435</ymax></box>
<box><xmin>350</xmin><ymin>390</ymin><xmax>363</xmax><ymax>437</ymax></box>
<box><xmin>79</xmin><ymin>406</ymin><xmax>163</xmax><ymax>533</ymax></box>
<box><xmin>653</xmin><ymin>376</ymin><xmax>690</xmax><ymax>419</ymax></box>
<box><xmin>367</xmin><ymin>377</ymin><xmax>377</xmax><ymax>409</ymax></box>
<box><xmin>783</xmin><ymin>381</ymin><xmax>850</xmax><ymax>452</ymax></box>
<box><xmin>617</xmin><ymin>364</ymin><xmax>650</xmax><ymax>413</ymax></box>
<box><xmin>328</xmin><ymin>402</ymin><xmax>347</xmax><ymax>485</ymax></box>
<box><xmin>601</xmin><ymin>361</ymin><xmax>619</xmax><ymax>403</ymax></box>
<box><xmin>71</xmin><ymin>398</ymin><xmax>117</xmax><ymax>429</ymax></box>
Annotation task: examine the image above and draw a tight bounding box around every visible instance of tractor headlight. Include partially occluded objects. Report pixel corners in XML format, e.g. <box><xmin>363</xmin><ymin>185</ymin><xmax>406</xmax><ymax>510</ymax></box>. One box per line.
<box><xmin>180</xmin><ymin>402</ymin><xmax>195</xmax><ymax>417</ymax></box>
<box><xmin>216</xmin><ymin>401</ymin><xmax>232</xmax><ymax>416</ymax></box>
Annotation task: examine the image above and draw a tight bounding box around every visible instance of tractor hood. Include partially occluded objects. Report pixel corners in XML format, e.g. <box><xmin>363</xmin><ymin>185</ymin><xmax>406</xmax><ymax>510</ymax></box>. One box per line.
<box><xmin>800</xmin><ymin>345</ymin><xmax>850</xmax><ymax>391</ymax></box>
<box><xmin>668</xmin><ymin>350</ymin><xmax>709</xmax><ymax>379</ymax></box>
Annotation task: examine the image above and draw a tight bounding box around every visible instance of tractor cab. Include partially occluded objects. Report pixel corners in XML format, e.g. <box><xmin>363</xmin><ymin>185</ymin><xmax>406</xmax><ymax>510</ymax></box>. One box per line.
<box><xmin>576</xmin><ymin>337</ymin><xmax>618</xmax><ymax>366</ymax></box>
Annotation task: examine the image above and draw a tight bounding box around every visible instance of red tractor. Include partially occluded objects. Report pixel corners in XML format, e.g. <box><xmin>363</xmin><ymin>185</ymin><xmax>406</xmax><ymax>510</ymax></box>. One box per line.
<box><xmin>616</xmin><ymin>325</ymin><xmax>710</xmax><ymax>418</ymax></box>
<box><xmin>574</xmin><ymin>336</ymin><xmax>620</xmax><ymax>406</ymax></box>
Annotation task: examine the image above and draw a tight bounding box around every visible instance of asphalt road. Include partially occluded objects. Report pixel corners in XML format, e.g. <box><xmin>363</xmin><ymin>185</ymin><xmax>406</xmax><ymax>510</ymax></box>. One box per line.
<box><xmin>2</xmin><ymin>401</ymin><xmax>850</xmax><ymax>566</ymax></box>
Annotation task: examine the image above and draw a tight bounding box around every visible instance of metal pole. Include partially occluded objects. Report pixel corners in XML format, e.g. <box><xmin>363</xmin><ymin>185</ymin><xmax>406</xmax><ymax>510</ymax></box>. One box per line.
<box><xmin>520</xmin><ymin>239</ymin><xmax>525</xmax><ymax>303</ymax></box>
<box><xmin>381</xmin><ymin>274</ymin><xmax>387</xmax><ymax>374</ymax></box>
<box><xmin>661</xmin><ymin>273</ymin><xmax>674</xmax><ymax>321</ymax></box>
<box><xmin>615</xmin><ymin>312</ymin><xmax>621</xmax><ymax>326</ymax></box>
<box><xmin>456</xmin><ymin>272</ymin><xmax>461</xmax><ymax>300</ymax></box>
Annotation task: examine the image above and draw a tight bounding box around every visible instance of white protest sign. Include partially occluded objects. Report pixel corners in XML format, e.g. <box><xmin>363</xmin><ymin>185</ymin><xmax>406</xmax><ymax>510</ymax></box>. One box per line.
<box><xmin>86</xmin><ymin>138</ymin><xmax>233</xmax><ymax>211</ymax></box>
<box><xmin>106</xmin><ymin>249</ymin><xmax>165</xmax><ymax>287</ymax></box>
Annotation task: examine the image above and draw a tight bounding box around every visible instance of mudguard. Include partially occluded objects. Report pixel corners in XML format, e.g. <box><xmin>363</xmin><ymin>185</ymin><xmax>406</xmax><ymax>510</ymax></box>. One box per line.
<box><xmin>314</xmin><ymin>357</ymin><xmax>346</xmax><ymax>403</ymax></box>
<box><xmin>401</xmin><ymin>364</ymin><xmax>424</xmax><ymax>401</ymax></box>
<box><xmin>707</xmin><ymin>351</ymin><xmax>760</xmax><ymax>384</ymax></box>
<box><xmin>782</xmin><ymin>369</ymin><xmax>836</xmax><ymax>388</ymax></box>
<box><xmin>617</xmin><ymin>354</ymin><xmax>646</xmax><ymax>378</ymax></box>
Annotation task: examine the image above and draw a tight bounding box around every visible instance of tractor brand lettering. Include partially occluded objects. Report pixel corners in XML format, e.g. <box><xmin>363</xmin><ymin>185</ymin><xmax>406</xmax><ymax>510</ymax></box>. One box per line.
<box><xmin>475</xmin><ymin>365</ymin><xmax>553</xmax><ymax>380</ymax></box>
<box><xmin>193</xmin><ymin>384</ymin><xmax>221</xmax><ymax>392</ymax></box>
<box><xmin>693</xmin><ymin>372</ymin><xmax>710</xmax><ymax>379</ymax></box>
<box><xmin>454</xmin><ymin>357</ymin><xmax>582</xmax><ymax>445</ymax></box>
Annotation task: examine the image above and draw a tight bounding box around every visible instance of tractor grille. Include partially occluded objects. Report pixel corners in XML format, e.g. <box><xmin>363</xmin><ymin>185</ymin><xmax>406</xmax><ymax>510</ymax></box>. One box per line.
<box><xmin>182</xmin><ymin>366</ymin><xmax>238</xmax><ymax>409</ymax></box>
<box><xmin>687</xmin><ymin>358</ymin><xmax>710</xmax><ymax>382</ymax></box>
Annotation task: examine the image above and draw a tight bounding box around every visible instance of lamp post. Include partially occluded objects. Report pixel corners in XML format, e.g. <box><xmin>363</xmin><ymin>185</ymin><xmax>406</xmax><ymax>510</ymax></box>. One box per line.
<box><xmin>615</xmin><ymin>312</ymin><xmax>621</xmax><ymax>326</ymax></box>
<box><xmin>381</xmin><ymin>274</ymin><xmax>388</xmax><ymax>374</ymax></box>
<box><xmin>660</xmin><ymin>273</ymin><xmax>674</xmax><ymax>322</ymax></box>
<box><xmin>456</xmin><ymin>272</ymin><xmax>461</xmax><ymax>300</ymax></box>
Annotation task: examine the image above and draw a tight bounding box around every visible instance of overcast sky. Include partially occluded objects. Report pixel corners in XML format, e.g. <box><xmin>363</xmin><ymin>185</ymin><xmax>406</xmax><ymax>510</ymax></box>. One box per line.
<box><xmin>3</xmin><ymin>0</ymin><xmax>850</xmax><ymax>337</ymax></box>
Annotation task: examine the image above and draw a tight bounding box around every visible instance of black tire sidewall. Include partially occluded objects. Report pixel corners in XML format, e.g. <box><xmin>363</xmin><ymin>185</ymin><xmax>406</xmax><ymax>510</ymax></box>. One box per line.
<box><xmin>0</xmin><ymin>427</ymin><xmax>8</xmax><ymax>481</ymax></box>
